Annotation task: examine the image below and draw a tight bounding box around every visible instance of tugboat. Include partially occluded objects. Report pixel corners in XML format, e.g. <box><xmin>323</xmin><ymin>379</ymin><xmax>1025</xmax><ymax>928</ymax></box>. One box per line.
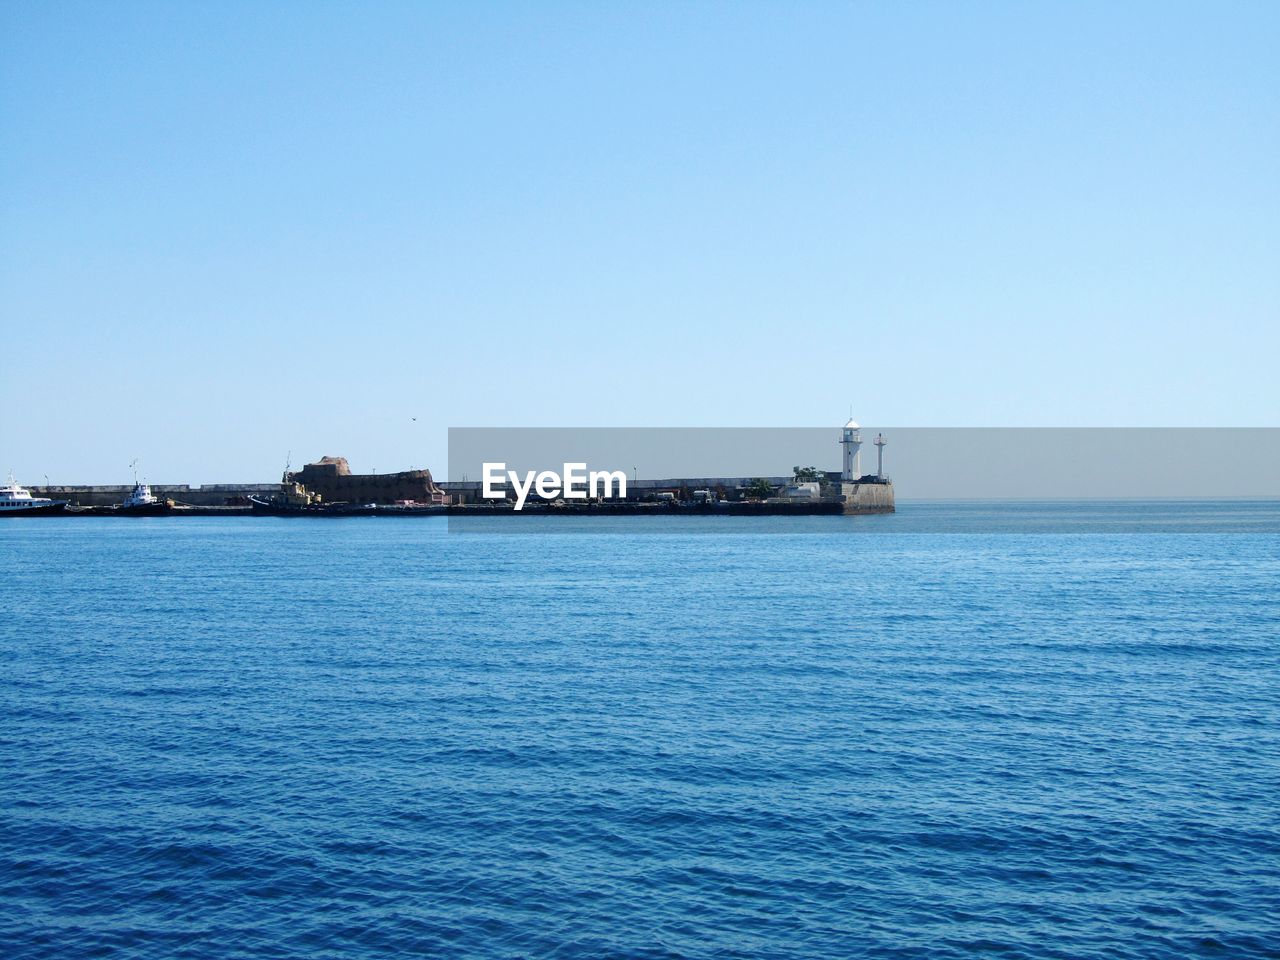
<box><xmin>117</xmin><ymin>461</ymin><xmax>173</xmax><ymax>515</ymax></box>
<box><xmin>0</xmin><ymin>474</ymin><xmax>67</xmax><ymax>516</ymax></box>
<box><xmin>118</xmin><ymin>481</ymin><xmax>173</xmax><ymax>516</ymax></box>
<box><xmin>249</xmin><ymin>475</ymin><xmax>321</xmax><ymax>514</ymax></box>
<box><xmin>248</xmin><ymin>470</ymin><xmax>377</xmax><ymax>516</ymax></box>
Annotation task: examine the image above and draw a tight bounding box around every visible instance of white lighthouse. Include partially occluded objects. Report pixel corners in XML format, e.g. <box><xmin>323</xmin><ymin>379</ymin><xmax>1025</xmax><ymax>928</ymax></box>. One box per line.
<box><xmin>839</xmin><ymin>419</ymin><xmax>895</xmax><ymax>515</ymax></box>
<box><xmin>840</xmin><ymin>418</ymin><xmax>862</xmax><ymax>481</ymax></box>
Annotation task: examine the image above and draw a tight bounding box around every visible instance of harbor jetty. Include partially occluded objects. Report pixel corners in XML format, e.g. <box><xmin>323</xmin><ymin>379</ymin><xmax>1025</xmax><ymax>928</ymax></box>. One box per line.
<box><xmin>20</xmin><ymin>422</ymin><xmax>895</xmax><ymax>517</ymax></box>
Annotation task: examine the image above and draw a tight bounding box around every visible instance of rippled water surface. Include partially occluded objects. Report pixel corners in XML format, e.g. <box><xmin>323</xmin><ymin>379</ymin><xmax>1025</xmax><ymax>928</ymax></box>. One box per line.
<box><xmin>3</xmin><ymin>506</ymin><xmax>1279</xmax><ymax>958</ymax></box>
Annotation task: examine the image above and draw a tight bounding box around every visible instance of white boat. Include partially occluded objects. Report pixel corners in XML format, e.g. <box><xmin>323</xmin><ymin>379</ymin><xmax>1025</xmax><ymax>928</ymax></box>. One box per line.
<box><xmin>0</xmin><ymin>475</ymin><xmax>67</xmax><ymax>516</ymax></box>
<box><xmin>118</xmin><ymin>464</ymin><xmax>171</xmax><ymax>514</ymax></box>
<box><xmin>117</xmin><ymin>459</ymin><xmax>171</xmax><ymax>514</ymax></box>
<box><xmin>122</xmin><ymin>481</ymin><xmax>159</xmax><ymax>509</ymax></box>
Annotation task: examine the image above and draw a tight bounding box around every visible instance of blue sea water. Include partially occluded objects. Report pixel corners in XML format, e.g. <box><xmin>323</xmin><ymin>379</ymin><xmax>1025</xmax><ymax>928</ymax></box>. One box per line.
<box><xmin>2</xmin><ymin>503</ymin><xmax>1279</xmax><ymax>959</ymax></box>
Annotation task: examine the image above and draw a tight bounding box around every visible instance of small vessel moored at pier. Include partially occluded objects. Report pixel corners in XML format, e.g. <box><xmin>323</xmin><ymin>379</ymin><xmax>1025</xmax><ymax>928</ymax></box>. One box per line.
<box><xmin>0</xmin><ymin>475</ymin><xmax>67</xmax><ymax>516</ymax></box>
<box><xmin>248</xmin><ymin>496</ymin><xmax>382</xmax><ymax>516</ymax></box>
<box><xmin>117</xmin><ymin>481</ymin><xmax>173</xmax><ymax>515</ymax></box>
<box><xmin>248</xmin><ymin>472</ymin><xmax>377</xmax><ymax>516</ymax></box>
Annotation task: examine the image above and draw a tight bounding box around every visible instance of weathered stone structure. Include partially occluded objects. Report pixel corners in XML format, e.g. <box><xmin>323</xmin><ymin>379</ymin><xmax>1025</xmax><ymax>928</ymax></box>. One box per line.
<box><xmin>840</xmin><ymin>479</ymin><xmax>896</xmax><ymax>514</ymax></box>
<box><xmin>287</xmin><ymin>456</ymin><xmax>445</xmax><ymax>505</ymax></box>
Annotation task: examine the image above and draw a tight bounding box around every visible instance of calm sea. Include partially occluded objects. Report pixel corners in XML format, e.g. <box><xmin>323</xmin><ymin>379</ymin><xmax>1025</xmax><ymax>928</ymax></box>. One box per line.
<box><xmin>3</xmin><ymin>503</ymin><xmax>1278</xmax><ymax>959</ymax></box>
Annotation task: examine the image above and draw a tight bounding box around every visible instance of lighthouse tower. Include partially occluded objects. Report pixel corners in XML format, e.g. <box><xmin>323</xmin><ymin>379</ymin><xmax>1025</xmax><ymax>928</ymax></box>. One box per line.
<box><xmin>840</xmin><ymin>419</ymin><xmax>863</xmax><ymax>481</ymax></box>
<box><xmin>839</xmin><ymin>418</ymin><xmax>895</xmax><ymax>515</ymax></box>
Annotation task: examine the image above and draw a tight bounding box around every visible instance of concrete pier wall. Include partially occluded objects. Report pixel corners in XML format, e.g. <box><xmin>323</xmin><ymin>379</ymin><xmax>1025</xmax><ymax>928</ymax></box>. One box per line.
<box><xmin>31</xmin><ymin>475</ymin><xmax>895</xmax><ymax>512</ymax></box>
<box><xmin>440</xmin><ymin>476</ymin><xmax>799</xmax><ymax>504</ymax></box>
<box><xmin>29</xmin><ymin>485</ymin><xmax>280</xmax><ymax>507</ymax></box>
<box><xmin>841</xmin><ymin>481</ymin><xmax>896</xmax><ymax>514</ymax></box>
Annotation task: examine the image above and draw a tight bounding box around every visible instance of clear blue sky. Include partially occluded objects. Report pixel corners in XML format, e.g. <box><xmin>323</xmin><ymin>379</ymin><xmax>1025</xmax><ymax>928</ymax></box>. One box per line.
<box><xmin>2</xmin><ymin>1</ymin><xmax>1276</xmax><ymax>482</ymax></box>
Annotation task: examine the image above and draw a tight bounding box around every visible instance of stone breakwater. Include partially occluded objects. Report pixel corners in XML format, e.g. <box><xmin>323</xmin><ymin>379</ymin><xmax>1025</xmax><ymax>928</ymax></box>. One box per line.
<box><xmin>842</xmin><ymin>480</ymin><xmax>896</xmax><ymax>513</ymax></box>
<box><xmin>29</xmin><ymin>462</ymin><xmax>894</xmax><ymax>514</ymax></box>
<box><xmin>28</xmin><ymin>484</ymin><xmax>281</xmax><ymax>507</ymax></box>
<box><xmin>17</xmin><ymin>496</ymin><xmax>894</xmax><ymax>517</ymax></box>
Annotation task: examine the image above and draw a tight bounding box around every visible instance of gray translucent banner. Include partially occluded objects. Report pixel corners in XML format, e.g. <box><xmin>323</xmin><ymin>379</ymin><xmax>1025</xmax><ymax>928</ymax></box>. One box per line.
<box><xmin>445</xmin><ymin>427</ymin><xmax>1280</xmax><ymax>533</ymax></box>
